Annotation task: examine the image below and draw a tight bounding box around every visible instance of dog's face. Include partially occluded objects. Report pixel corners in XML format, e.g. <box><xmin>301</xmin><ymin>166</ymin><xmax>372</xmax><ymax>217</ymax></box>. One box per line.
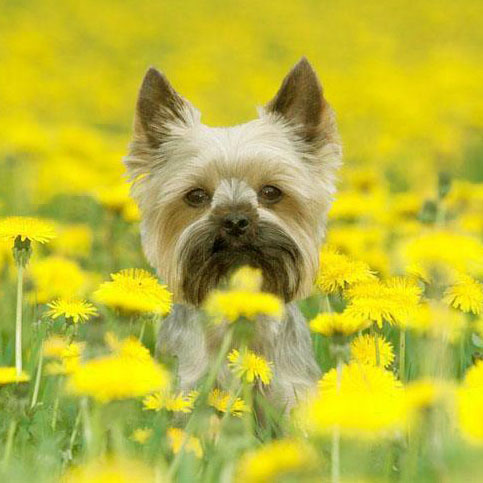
<box><xmin>124</xmin><ymin>58</ymin><xmax>342</xmax><ymax>305</ymax></box>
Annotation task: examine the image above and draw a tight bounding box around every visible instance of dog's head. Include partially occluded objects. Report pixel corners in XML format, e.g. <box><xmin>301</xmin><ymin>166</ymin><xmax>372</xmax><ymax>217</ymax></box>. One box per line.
<box><xmin>124</xmin><ymin>58</ymin><xmax>342</xmax><ymax>305</ymax></box>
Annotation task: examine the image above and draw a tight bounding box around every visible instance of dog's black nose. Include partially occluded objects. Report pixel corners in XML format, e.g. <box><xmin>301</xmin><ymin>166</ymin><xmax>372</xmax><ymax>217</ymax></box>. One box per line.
<box><xmin>222</xmin><ymin>213</ymin><xmax>250</xmax><ymax>236</ymax></box>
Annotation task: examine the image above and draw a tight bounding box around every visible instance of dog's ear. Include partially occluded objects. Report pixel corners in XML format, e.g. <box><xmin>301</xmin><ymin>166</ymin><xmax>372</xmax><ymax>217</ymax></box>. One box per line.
<box><xmin>265</xmin><ymin>57</ymin><xmax>338</xmax><ymax>146</ymax></box>
<box><xmin>133</xmin><ymin>67</ymin><xmax>197</xmax><ymax>148</ymax></box>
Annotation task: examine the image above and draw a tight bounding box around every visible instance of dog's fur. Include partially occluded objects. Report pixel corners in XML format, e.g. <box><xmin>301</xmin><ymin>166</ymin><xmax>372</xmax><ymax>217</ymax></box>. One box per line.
<box><xmin>124</xmin><ymin>57</ymin><xmax>342</xmax><ymax>408</ymax></box>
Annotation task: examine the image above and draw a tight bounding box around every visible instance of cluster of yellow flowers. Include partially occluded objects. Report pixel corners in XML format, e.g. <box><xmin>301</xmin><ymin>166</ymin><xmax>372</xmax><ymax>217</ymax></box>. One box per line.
<box><xmin>0</xmin><ymin>0</ymin><xmax>482</xmax><ymax>480</ymax></box>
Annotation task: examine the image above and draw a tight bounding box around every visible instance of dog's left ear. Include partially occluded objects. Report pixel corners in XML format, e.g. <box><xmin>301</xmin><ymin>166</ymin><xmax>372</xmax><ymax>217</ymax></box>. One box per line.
<box><xmin>132</xmin><ymin>67</ymin><xmax>199</xmax><ymax>149</ymax></box>
<box><xmin>265</xmin><ymin>57</ymin><xmax>339</xmax><ymax>147</ymax></box>
<box><xmin>126</xmin><ymin>67</ymin><xmax>200</xmax><ymax>182</ymax></box>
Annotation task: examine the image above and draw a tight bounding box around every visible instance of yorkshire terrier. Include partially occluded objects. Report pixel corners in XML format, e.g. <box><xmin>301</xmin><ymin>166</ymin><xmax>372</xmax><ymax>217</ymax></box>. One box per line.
<box><xmin>124</xmin><ymin>57</ymin><xmax>342</xmax><ymax>408</ymax></box>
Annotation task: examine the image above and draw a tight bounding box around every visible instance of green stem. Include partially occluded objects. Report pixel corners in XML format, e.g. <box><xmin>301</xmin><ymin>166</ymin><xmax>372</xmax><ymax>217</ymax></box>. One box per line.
<box><xmin>68</xmin><ymin>408</ymin><xmax>82</xmax><ymax>457</ymax></box>
<box><xmin>322</xmin><ymin>294</ymin><xmax>333</xmax><ymax>313</ymax></box>
<box><xmin>399</xmin><ymin>330</ymin><xmax>406</xmax><ymax>382</ymax></box>
<box><xmin>139</xmin><ymin>318</ymin><xmax>147</xmax><ymax>343</ymax></box>
<box><xmin>30</xmin><ymin>347</ymin><xmax>44</xmax><ymax>409</ymax></box>
<box><xmin>2</xmin><ymin>420</ymin><xmax>17</xmax><ymax>468</ymax></box>
<box><xmin>331</xmin><ymin>355</ymin><xmax>342</xmax><ymax>483</ymax></box>
<box><xmin>15</xmin><ymin>265</ymin><xmax>24</xmax><ymax>376</ymax></box>
<box><xmin>201</xmin><ymin>327</ymin><xmax>234</xmax><ymax>395</ymax></box>
<box><xmin>81</xmin><ymin>397</ymin><xmax>94</xmax><ymax>457</ymax></box>
<box><xmin>168</xmin><ymin>327</ymin><xmax>234</xmax><ymax>479</ymax></box>
<box><xmin>51</xmin><ymin>377</ymin><xmax>62</xmax><ymax>431</ymax></box>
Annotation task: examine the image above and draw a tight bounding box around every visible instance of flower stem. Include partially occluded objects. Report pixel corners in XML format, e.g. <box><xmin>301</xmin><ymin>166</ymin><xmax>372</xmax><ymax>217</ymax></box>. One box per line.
<box><xmin>399</xmin><ymin>329</ymin><xmax>406</xmax><ymax>382</ymax></box>
<box><xmin>331</xmin><ymin>354</ymin><xmax>342</xmax><ymax>483</ymax></box>
<box><xmin>68</xmin><ymin>408</ymin><xmax>82</xmax><ymax>457</ymax></box>
<box><xmin>2</xmin><ymin>420</ymin><xmax>17</xmax><ymax>468</ymax></box>
<box><xmin>30</xmin><ymin>347</ymin><xmax>44</xmax><ymax>409</ymax></box>
<box><xmin>51</xmin><ymin>377</ymin><xmax>62</xmax><ymax>431</ymax></box>
<box><xmin>15</xmin><ymin>265</ymin><xmax>24</xmax><ymax>376</ymax></box>
<box><xmin>81</xmin><ymin>397</ymin><xmax>94</xmax><ymax>457</ymax></box>
<box><xmin>139</xmin><ymin>318</ymin><xmax>147</xmax><ymax>343</ymax></box>
<box><xmin>168</xmin><ymin>327</ymin><xmax>234</xmax><ymax>479</ymax></box>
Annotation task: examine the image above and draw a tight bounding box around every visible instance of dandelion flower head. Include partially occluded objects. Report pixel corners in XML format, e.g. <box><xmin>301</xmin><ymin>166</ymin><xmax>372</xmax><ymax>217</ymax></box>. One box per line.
<box><xmin>444</xmin><ymin>274</ymin><xmax>482</xmax><ymax>315</ymax></box>
<box><xmin>0</xmin><ymin>367</ymin><xmax>30</xmax><ymax>385</ymax></box>
<box><xmin>310</xmin><ymin>312</ymin><xmax>371</xmax><ymax>337</ymax></box>
<box><xmin>94</xmin><ymin>268</ymin><xmax>172</xmax><ymax>315</ymax></box>
<box><xmin>66</xmin><ymin>348</ymin><xmax>169</xmax><ymax>403</ymax></box>
<box><xmin>235</xmin><ymin>439</ymin><xmax>316</xmax><ymax>483</ymax></box>
<box><xmin>316</xmin><ymin>245</ymin><xmax>375</xmax><ymax>294</ymax></box>
<box><xmin>46</xmin><ymin>298</ymin><xmax>98</xmax><ymax>324</ymax></box>
<box><xmin>208</xmin><ymin>388</ymin><xmax>250</xmax><ymax>417</ymax></box>
<box><xmin>0</xmin><ymin>216</ymin><xmax>57</xmax><ymax>244</ymax></box>
<box><xmin>204</xmin><ymin>290</ymin><xmax>283</xmax><ymax>322</ymax></box>
<box><xmin>350</xmin><ymin>334</ymin><xmax>395</xmax><ymax>368</ymax></box>
<box><xmin>228</xmin><ymin>348</ymin><xmax>273</xmax><ymax>385</ymax></box>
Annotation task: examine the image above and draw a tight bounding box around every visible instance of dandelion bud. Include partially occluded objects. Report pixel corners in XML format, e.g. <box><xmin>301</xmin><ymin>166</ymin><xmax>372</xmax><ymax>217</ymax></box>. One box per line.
<box><xmin>418</xmin><ymin>200</ymin><xmax>438</xmax><ymax>224</ymax></box>
<box><xmin>12</xmin><ymin>235</ymin><xmax>32</xmax><ymax>268</ymax></box>
<box><xmin>438</xmin><ymin>171</ymin><xmax>452</xmax><ymax>200</ymax></box>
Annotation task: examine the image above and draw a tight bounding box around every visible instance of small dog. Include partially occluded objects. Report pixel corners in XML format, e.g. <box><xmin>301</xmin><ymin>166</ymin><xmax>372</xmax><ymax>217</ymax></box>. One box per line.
<box><xmin>124</xmin><ymin>57</ymin><xmax>342</xmax><ymax>408</ymax></box>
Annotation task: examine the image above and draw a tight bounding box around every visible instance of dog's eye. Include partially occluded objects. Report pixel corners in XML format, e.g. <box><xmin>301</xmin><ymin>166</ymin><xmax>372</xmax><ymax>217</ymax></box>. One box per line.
<box><xmin>185</xmin><ymin>188</ymin><xmax>210</xmax><ymax>207</ymax></box>
<box><xmin>259</xmin><ymin>185</ymin><xmax>283</xmax><ymax>204</ymax></box>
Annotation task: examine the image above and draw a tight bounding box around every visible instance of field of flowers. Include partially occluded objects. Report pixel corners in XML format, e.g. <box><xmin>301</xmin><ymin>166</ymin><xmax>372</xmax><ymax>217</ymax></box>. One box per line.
<box><xmin>1</xmin><ymin>0</ymin><xmax>482</xmax><ymax>481</ymax></box>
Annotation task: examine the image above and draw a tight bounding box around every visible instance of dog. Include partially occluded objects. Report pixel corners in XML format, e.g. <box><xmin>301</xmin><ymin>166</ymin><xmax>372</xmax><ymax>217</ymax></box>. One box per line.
<box><xmin>124</xmin><ymin>57</ymin><xmax>342</xmax><ymax>409</ymax></box>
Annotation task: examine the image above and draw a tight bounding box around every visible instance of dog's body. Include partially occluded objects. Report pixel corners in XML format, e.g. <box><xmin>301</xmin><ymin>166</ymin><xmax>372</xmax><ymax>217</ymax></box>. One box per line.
<box><xmin>124</xmin><ymin>58</ymin><xmax>342</xmax><ymax>407</ymax></box>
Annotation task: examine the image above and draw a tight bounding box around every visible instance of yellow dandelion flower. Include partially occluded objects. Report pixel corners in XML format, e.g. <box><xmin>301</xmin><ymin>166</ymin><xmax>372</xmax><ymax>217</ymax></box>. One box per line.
<box><xmin>94</xmin><ymin>183</ymin><xmax>131</xmax><ymax>211</ymax></box>
<box><xmin>235</xmin><ymin>439</ymin><xmax>317</xmax><ymax>483</ymax></box>
<box><xmin>406</xmin><ymin>302</ymin><xmax>466</xmax><ymax>342</ymax></box>
<box><xmin>62</xmin><ymin>457</ymin><xmax>155</xmax><ymax>483</ymax></box>
<box><xmin>400</xmin><ymin>230</ymin><xmax>483</xmax><ymax>279</ymax></box>
<box><xmin>444</xmin><ymin>274</ymin><xmax>483</xmax><ymax>315</ymax></box>
<box><xmin>320</xmin><ymin>362</ymin><xmax>401</xmax><ymax>394</ymax></box>
<box><xmin>0</xmin><ymin>216</ymin><xmax>57</xmax><ymax>244</ymax></box>
<box><xmin>329</xmin><ymin>189</ymin><xmax>386</xmax><ymax>222</ymax></box>
<box><xmin>350</xmin><ymin>334</ymin><xmax>395</xmax><ymax>368</ymax></box>
<box><xmin>130</xmin><ymin>427</ymin><xmax>152</xmax><ymax>444</ymax></box>
<box><xmin>105</xmin><ymin>333</ymin><xmax>151</xmax><ymax>362</ymax></box>
<box><xmin>167</xmin><ymin>428</ymin><xmax>203</xmax><ymax>458</ymax></box>
<box><xmin>404</xmin><ymin>379</ymin><xmax>454</xmax><ymax>424</ymax></box>
<box><xmin>46</xmin><ymin>298</ymin><xmax>98</xmax><ymax>324</ymax></box>
<box><xmin>457</xmin><ymin>362</ymin><xmax>483</xmax><ymax>444</ymax></box>
<box><xmin>300</xmin><ymin>363</ymin><xmax>404</xmax><ymax>438</ymax></box>
<box><xmin>44</xmin><ymin>339</ymin><xmax>85</xmax><ymax>375</ymax></box>
<box><xmin>0</xmin><ymin>239</ymin><xmax>12</xmax><ymax>267</ymax></box>
<box><xmin>143</xmin><ymin>390</ymin><xmax>196</xmax><ymax>413</ymax></box>
<box><xmin>316</xmin><ymin>245</ymin><xmax>375</xmax><ymax>294</ymax></box>
<box><xmin>309</xmin><ymin>312</ymin><xmax>371</xmax><ymax>337</ymax></box>
<box><xmin>93</xmin><ymin>268</ymin><xmax>172</xmax><ymax>315</ymax></box>
<box><xmin>229</xmin><ymin>266</ymin><xmax>263</xmax><ymax>292</ymax></box>
<box><xmin>204</xmin><ymin>290</ymin><xmax>283</xmax><ymax>322</ymax></box>
<box><xmin>51</xmin><ymin>224</ymin><xmax>93</xmax><ymax>258</ymax></box>
<box><xmin>227</xmin><ymin>348</ymin><xmax>273</xmax><ymax>385</ymax></box>
<box><xmin>208</xmin><ymin>388</ymin><xmax>250</xmax><ymax>417</ymax></box>
<box><xmin>345</xmin><ymin>277</ymin><xmax>422</xmax><ymax>328</ymax></box>
<box><xmin>122</xmin><ymin>200</ymin><xmax>141</xmax><ymax>223</ymax></box>
<box><xmin>42</xmin><ymin>335</ymin><xmax>70</xmax><ymax>359</ymax></box>
<box><xmin>0</xmin><ymin>367</ymin><xmax>30</xmax><ymax>385</ymax></box>
<box><xmin>28</xmin><ymin>256</ymin><xmax>91</xmax><ymax>304</ymax></box>
<box><xmin>463</xmin><ymin>360</ymin><xmax>483</xmax><ymax>389</ymax></box>
<box><xmin>66</xmin><ymin>352</ymin><xmax>169</xmax><ymax>403</ymax></box>
<box><xmin>457</xmin><ymin>386</ymin><xmax>483</xmax><ymax>445</ymax></box>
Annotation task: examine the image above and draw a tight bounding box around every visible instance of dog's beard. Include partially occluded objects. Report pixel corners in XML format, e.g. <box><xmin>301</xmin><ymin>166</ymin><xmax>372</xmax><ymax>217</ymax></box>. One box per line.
<box><xmin>177</xmin><ymin>219</ymin><xmax>302</xmax><ymax>306</ymax></box>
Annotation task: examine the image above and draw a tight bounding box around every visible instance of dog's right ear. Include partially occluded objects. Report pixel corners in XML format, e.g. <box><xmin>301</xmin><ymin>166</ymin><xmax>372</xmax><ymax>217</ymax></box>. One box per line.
<box><xmin>133</xmin><ymin>67</ymin><xmax>198</xmax><ymax>149</ymax></box>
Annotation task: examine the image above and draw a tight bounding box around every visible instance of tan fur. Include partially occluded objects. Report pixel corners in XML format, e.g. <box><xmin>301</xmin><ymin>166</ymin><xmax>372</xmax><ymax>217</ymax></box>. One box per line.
<box><xmin>124</xmin><ymin>57</ymin><xmax>342</xmax><ymax>408</ymax></box>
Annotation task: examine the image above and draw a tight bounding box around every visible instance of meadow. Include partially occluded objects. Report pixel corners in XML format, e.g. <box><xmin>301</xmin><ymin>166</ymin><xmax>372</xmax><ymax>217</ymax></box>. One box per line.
<box><xmin>0</xmin><ymin>0</ymin><xmax>482</xmax><ymax>481</ymax></box>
